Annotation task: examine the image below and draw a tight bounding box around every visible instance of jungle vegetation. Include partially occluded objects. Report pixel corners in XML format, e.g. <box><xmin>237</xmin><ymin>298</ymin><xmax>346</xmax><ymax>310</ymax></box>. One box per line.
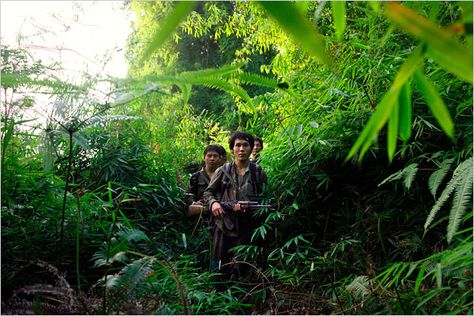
<box><xmin>1</xmin><ymin>1</ymin><xmax>472</xmax><ymax>314</ymax></box>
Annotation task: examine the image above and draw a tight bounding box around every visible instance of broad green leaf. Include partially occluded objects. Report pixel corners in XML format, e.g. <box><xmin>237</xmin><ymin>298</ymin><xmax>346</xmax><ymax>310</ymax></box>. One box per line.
<box><xmin>387</xmin><ymin>100</ymin><xmax>399</xmax><ymax>162</ymax></box>
<box><xmin>141</xmin><ymin>1</ymin><xmax>197</xmax><ymax>63</ymax></box>
<box><xmin>295</xmin><ymin>1</ymin><xmax>309</xmax><ymax>14</ymax></box>
<box><xmin>414</xmin><ymin>70</ymin><xmax>454</xmax><ymax>139</ymax></box>
<box><xmin>332</xmin><ymin>1</ymin><xmax>346</xmax><ymax>41</ymax></box>
<box><xmin>398</xmin><ymin>82</ymin><xmax>412</xmax><ymax>143</ymax></box>
<box><xmin>385</xmin><ymin>2</ymin><xmax>473</xmax><ymax>83</ymax></box>
<box><xmin>258</xmin><ymin>1</ymin><xmax>329</xmax><ymax>64</ymax></box>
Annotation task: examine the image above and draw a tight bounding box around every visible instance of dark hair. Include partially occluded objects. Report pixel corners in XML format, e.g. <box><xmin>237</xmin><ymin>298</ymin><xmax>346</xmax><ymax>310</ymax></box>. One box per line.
<box><xmin>204</xmin><ymin>144</ymin><xmax>226</xmax><ymax>157</ymax></box>
<box><xmin>229</xmin><ymin>131</ymin><xmax>254</xmax><ymax>150</ymax></box>
<box><xmin>254</xmin><ymin>137</ymin><xmax>263</xmax><ymax>150</ymax></box>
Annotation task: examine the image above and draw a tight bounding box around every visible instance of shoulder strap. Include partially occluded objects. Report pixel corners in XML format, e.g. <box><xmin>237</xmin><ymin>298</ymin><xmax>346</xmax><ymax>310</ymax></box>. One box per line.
<box><xmin>249</xmin><ymin>161</ymin><xmax>263</xmax><ymax>194</ymax></box>
<box><xmin>220</xmin><ymin>163</ymin><xmax>233</xmax><ymax>196</ymax></box>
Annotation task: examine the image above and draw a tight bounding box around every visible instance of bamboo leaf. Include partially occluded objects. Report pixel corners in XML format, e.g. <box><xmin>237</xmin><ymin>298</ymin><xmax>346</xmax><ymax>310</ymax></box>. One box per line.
<box><xmin>414</xmin><ymin>264</ymin><xmax>426</xmax><ymax>295</ymax></box>
<box><xmin>346</xmin><ymin>91</ymin><xmax>397</xmax><ymax>162</ymax></box>
<box><xmin>385</xmin><ymin>2</ymin><xmax>473</xmax><ymax>83</ymax></box>
<box><xmin>387</xmin><ymin>100</ymin><xmax>399</xmax><ymax>162</ymax></box>
<box><xmin>258</xmin><ymin>1</ymin><xmax>329</xmax><ymax>64</ymax></box>
<box><xmin>414</xmin><ymin>70</ymin><xmax>454</xmax><ymax>139</ymax></box>
<box><xmin>332</xmin><ymin>1</ymin><xmax>346</xmax><ymax>41</ymax></box>
<box><xmin>434</xmin><ymin>263</ymin><xmax>442</xmax><ymax>288</ymax></box>
<box><xmin>141</xmin><ymin>1</ymin><xmax>197</xmax><ymax>63</ymax></box>
<box><xmin>398</xmin><ymin>82</ymin><xmax>412</xmax><ymax>143</ymax></box>
<box><xmin>447</xmin><ymin>158</ymin><xmax>473</xmax><ymax>243</ymax></box>
<box><xmin>346</xmin><ymin>47</ymin><xmax>423</xmax><ymax>162</ymax></box>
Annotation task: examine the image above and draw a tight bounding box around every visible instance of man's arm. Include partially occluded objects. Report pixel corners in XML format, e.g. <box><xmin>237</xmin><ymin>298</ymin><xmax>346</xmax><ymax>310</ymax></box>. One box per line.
<box><xmin>186</xmin><ymin>172</ymin><xmax>203</xmax><ymax>216</ymax></box>
<box><xmin>203</xmin><ymin>167</ymin><xmax>225</xmax><ymax>218</ymax></box>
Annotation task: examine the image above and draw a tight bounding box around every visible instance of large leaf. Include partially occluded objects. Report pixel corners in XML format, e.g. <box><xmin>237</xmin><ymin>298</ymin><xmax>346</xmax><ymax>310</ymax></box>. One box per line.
<box><xmin>387</xmin><ymin>99</ymin><xmax>399</xmax><ymax>162</ymax></box>
<box><xmin>414</xmin><ymin>69</ymin><xmax>454</xmax><ymax>139</ymax></box>
<box><xmin>332</xmin><ymin>1</ymin><xmax>346</xmax><ymax>41</ymax></box>
<box><xmin>385</xmin><ymin>2</ymin><xmax>473</xmax><ymax>83</ymax></box>
<box><xmin>258</xmin><ymin>1</ymin><xmax>329</xmax><ymax>64</ymax></box>
<box><xmin>140</xmin><ymin>1</ymin><xmax>197</xmax><ymax>63</ymax></box>
<box><xmin>398</xmin><ymin>82</ymin><xmax>412</xmax><ymax>143</ymax></box>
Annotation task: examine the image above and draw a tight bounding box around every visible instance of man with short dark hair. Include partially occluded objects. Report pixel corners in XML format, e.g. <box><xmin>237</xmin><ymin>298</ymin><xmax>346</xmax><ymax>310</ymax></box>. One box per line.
<box><xmin>204</xmin><ymin>131</ymin><xmax>267</xmax><ymax>277</ymax></box>
<box><xmin>251</xmin><ymin>137</ymin><xmax>263</xmax><ymax>162</ymax></box>
<box><xmin>187</xmin><ymin>144</ymin><xmax>226</xmax><ymax>217</ymax></box>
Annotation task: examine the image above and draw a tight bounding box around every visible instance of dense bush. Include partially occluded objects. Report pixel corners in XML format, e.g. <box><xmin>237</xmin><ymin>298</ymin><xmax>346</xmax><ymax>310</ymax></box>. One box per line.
<box><xmin>2</xmin><ymin>1</ymin><xmax>472</xmax><ymax>314</ymax></box>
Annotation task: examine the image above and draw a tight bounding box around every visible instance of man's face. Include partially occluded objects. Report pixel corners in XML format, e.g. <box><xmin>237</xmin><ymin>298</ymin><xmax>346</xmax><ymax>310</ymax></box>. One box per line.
<box><xmin>252</xmin><ymin>140</ymin><xmax>262</xmax><ymax>154</ymax></box>
<box><xmin>204</xmin><ymin>151</ymin><xmax>220</xmax><ymax>169</ymax></box>
<box><xmin>233</xmin><ymin>138</ymin><xmax>252</xmax><ymax>162</ymax></box>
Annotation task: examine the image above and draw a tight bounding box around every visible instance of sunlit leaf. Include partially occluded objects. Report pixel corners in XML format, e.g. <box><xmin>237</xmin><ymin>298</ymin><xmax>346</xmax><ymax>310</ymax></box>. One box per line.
<box><xmin>385</xmin><ymin>2</ymin><xmax>473</xmax><ymax>83</ymax></box>
<box><xmin>398</xmin><ymin>82</ymin><xmax>412</xmax><ymax>143</ymax></box>
<box><xmin>368</xmin><ymin>1</ymin><xmax>380</xmax><ymax>13</ymax></box>
<box><xmin>141</xmin><ymin>1</ymin><xmax>197</xmax><ymax>63</ymax></box>
<box><xmin>332</xmin><ymin>1</ymin><xmax>346</xmax><ymax>41</ymax></box>
<box><xmin>414</xmin><ymin>69</ymin><xmax>454</xmax><ymax>139</ymax></box>
<box><xmin>258</xmin><ymin>1</ymin><xmax>329</xmax><ymax>64</ymax></box>
<box><xmin>387</xmin><ymin>99</ymin><xmax>399</xmax><ymax>162</ymax></box>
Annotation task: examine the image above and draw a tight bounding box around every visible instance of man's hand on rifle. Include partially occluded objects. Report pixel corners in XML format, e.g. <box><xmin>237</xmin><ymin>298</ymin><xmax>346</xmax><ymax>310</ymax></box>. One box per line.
<box><xmin>211</xmin><ymin>202</ymin><xmax>224</xmax><ymax>218</ymax></box>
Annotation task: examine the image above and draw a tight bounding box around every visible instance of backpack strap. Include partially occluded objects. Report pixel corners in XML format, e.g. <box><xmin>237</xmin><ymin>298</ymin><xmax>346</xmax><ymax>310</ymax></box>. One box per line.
<box><xmin>220</xmin><ymin>162</ymin><xmax>233</xmax><ymax>197</ymax></box>
<box><xmin>249</xmin><ymin>161</ymin><xmax>263</xmax><ymax>195</ymax></box>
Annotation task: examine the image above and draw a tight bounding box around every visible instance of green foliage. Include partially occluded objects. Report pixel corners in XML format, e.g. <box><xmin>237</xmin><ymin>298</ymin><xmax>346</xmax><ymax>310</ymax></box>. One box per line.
<box><xmin>2</xmin><ymin>1</ymin><xmax>472</xmax><ymax>315</ymax></box>
<box><xmin>424</xmin><ymin>157</ymin><xmax>473</xmax><ymax>243</ymax></box>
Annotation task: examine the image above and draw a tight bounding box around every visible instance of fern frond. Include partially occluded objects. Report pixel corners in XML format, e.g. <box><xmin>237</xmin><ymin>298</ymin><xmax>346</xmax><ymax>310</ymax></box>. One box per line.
<box><xmin>424</xmin><ymin>159</ymin><xmax>469</xmax><ymax>233</ymax></box>
<box><xmin>428</xmin><ymin>158</ymin><xmax>454</xmax><ymax>198</ymax></box>
<box><xmin>378</xmin><ymin>169</ymin><xmax>404</xmax><ymax>187</ymax></box>
<box><xmin>92</xmin><ymin>239</ymin><xmax>129</xmax><ymax>267</ymax></box>
<box><xmin>378</xmin><ymin>163</ymin><xmax>418</xmax><ymax>190</ymax></box>
<box><xmin>109</xmin><ymin>257</ymin><xmax>153</xmax><ymax>292</ymax></box>
<box><xmin>346</xmin><ymin>275</ymin><xmax>370</xmax><ymax>299</ymax></box>
<box><xmin>190</xmin><ymin>78</ymin><xmax>254</xmax><ymax>106</ymax></box>
<box><xmin>424</xmin><ymin>176</ymin><xmax>458</xmax><ymax>232</ymax></box>
<box><xmin>176</xmin><ymin>63</ymin><xmax>243</xmax><ymax>81</ymax></box>
<box><xmin>402</xmin><ymin>163</ymin><xmax>419</xmax><ymax>190</ymax></box>
<box><xmin>447</xmin><ymin>158</ymin><xmax>473</xmax><ymax>243</ymax></box>
<box><xmin>228</xmin><ymin>72</ymin><xmax>280</xmax><ymax>89</ymax></box>
<box><xmin>117</xmin><ymin>227</ymin><xmax>150</xmax><ymax>243</ymax></box>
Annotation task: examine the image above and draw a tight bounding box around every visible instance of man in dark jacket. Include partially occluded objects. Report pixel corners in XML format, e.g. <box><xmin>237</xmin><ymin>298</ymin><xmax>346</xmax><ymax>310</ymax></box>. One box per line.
<box><xmin>204</xmin><ymin>131</ymin><xmax>267</xmax><ymax>277</ymax></box>
<box><xmin>187</xmin><ymin>144</ymin><xmax>227</xmax><ymax>217</ymax></box>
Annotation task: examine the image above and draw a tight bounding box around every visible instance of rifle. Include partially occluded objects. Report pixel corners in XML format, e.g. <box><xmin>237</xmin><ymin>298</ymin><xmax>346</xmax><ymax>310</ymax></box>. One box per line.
<box><xmin>220</xmin><ymin>200</ymin><xmax>273</xmax><ymax>213</ymax></box>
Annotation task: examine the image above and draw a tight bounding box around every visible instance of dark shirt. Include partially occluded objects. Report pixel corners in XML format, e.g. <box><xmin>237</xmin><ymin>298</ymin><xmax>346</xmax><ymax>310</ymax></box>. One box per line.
<box><xmin>187</xmin><ymin>167</ymin><xmax>211</xmax><ymax>204</ymax></box>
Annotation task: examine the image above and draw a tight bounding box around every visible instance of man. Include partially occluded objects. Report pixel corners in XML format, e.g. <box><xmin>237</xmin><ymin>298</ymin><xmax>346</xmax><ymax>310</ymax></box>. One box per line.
<box><xmin>251</xmin><ymin>137</ymin><xmax>263</xmax><ymax>162</ymax></box>
<box><xmin>204</xmin><ymin>131</ymin><xmax>267</xmax><ymax>277</ymax></box>
<box><xmin>187</xmin><ymin>144</ymin><xmax>227</xmax><ymax>217</ymax></box>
